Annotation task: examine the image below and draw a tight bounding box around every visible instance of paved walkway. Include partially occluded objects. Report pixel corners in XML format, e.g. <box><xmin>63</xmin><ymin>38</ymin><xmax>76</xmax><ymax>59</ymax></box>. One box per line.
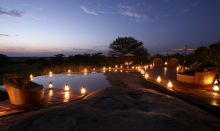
<box><xmin>0</xmin><ymin>88</ymin><xmax>81</xmax><ymax>117</ymax></box>
<box><xmin>141</xmin><ymin>67</ymin><xmax>220</xmax><ymax>117</ymax></box>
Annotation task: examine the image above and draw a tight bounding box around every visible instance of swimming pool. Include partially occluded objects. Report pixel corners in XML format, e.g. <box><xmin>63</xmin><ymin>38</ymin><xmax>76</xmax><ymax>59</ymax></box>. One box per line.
<box><xmin>32</xmin><ymin>72</ymin><xmax>111</xmax><ymax>95</ymax></box>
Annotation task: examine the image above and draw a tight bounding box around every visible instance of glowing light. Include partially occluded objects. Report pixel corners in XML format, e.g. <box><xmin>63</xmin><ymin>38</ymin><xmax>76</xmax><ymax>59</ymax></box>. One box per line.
<box><xmin>211</xmin><ymin>100</ymin><xmax>218</xmax><ymax>106</ymax></box>
<box><xmin>80</xmin><ymin>87</ymin><xmax>87</xmax><ymax>95</ymax></box>
<box><xmin>115</xmin><ymin>65</ymin><xmax>118</xmax><ymax>68</ymax></box>
<box><xmin>120</xmin><ymin>65</ymin><xmax>123</xmax><ymax>68</ymax></box>
<box><xmin>93</xmin><ymin>68</ymin><xmax>96</xmax><ymax>71</ymax></box>
<box><xmin>64</xmin><ymin>84</ymin><xmax>70</xmax><ymax>91</ymax></box>
<box><xmin>49</xmin><ymin>90</ymin><xmax>53</xmax><ymax>96</ymax></box>
<box><xmin>167</xmin><ymin>81</ymin><xmax>173</xmax><ymax>89</ymax></box>
<box><xmin>108</xmin><ymin>67</ymin><xmax>111</xmax><ymax>71</ymax></box>
<box><xmin>120</xmin><ymin>70</ymin><xmax>123</xmax><ymax>72</ymax></box>
<box><xmin>30</xmin><ymin>74</ymin><xmax>33</xmax><ymax>80</ymax></box>
<box><xmin>176</xmin><ymin>67</ymin><xmax>179</xmax><ymax>72</ymax></box>
<box><xmin>49</xmin><ymin>81</ymin><xmax>53</xmax><ymax>89</ymax></box>
<box><xmin>132</xmin><ymin>66</ymin><xmax>135</xmax><ymax>69</ymax></box>
<box><xmin>214</xmin><ymin>79</ymin><xmax>218</xmax><ymax>84</ymax></box>
<box><xmin>157</xmin><ymin>76</ymin><xmax>162</xmax><ymax>83</ymax></box>
<box><xmin>144</xmin><ymin>73</ymin><xmax>149</xmax><ymax>79</ymax></box>
<box><xmin>102</xmin><ymin>67</ymin><xmax>106</xmax><ymax>73</ymax></box>
<box><xmin>49</xmin><ymin>71</ymin><xmax>53</xmax><ymax>77</ymax></box>
<box><xmin>141</xmin><ymin>70</ymin><xmax>145</xmax><ymax>75</ymax></box>
<box><xmin>144</xmin><ymin>66</ymin><xmax>147</xmax><ymax>70</ymax></box>
<box><xmin>64</xmin><ymin>91</ymin><xmax>70</xmax><ymax>102</ymax></box>
<box><xmin>164</xmin><ymin>67</ymin><xmax>167</xmax><ymax>71</ymax></box>
<box><xmin>165</xmin><ymin>62</ymin><xmax>168</xmax><ymax>65</ymax></box>
<box><xmin>84</xmin><ymin>69</ymin><xmax>88</xmax><ymax>75</ymax></box>
<box><xmin>213</xmin><ymin>85</ymin><xmax>219</xmax><ymax>92</ymax></box>
<box><xmin>68</xmin><ymin>69</ymin><xmax>71</xmax><ymax>73</ymax></box>
<box><xmin>150</xmin><ymin>64</ymin><xmax>153</xmax><ymax>69</ymax></box>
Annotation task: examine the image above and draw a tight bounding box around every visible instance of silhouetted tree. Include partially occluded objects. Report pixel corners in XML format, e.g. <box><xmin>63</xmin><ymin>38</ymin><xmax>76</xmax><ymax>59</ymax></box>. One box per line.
<box><xmin>192</xmin><ymin>42</ymin><xmax>220</xmax><ymax>70</ymax></box>
<box><xmin>53</xmin><ymin>54</ymin><xmax>65</xmax><ymax>64</ymax></box>
<box><xmin>109</xmin><ymin>37</ymin><xmax>149</xmax><ymax>63</ymax></box>
<box><xmin>0</xmin><ymin>54</ymin><xmax>9</xmax><ymax>65</ymax></box>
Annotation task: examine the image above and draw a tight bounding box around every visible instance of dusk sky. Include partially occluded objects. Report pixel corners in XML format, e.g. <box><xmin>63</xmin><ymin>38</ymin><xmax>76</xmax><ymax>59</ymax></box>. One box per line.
<box><xmin>0</xmin><ymin>0</ymin><xmax>220</xmax><ymax>56</ymax></box>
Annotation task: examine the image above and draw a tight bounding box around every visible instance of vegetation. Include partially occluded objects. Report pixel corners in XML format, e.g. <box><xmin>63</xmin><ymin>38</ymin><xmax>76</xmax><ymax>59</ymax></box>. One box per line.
<box><xmin>192</xmin><ymin>42</ymin><xmax>220</xmax><ymax>69</ymax></box>
<box><xmin>109</xmin><ymin>37</ymin><xmax>149</xmax><ymax>64</ymax></box>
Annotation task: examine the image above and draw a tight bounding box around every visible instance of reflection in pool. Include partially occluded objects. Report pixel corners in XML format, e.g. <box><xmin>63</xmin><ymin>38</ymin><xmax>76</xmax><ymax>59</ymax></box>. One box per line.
<box><xmin>32</xmin><ymin>72</ymin><xmax>111</xmax><ymax>95</ymax></box>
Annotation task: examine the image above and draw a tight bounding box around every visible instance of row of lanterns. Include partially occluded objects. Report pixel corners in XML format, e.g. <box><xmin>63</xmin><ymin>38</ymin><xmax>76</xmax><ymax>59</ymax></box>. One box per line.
<box><xmin>135</xmin><ymin>66</ymin><xmax>174</xmax><ymax>90</ymax></box>
<box><xmin>136</xmin><ymin>65</ymin><xmax>219</xmax><ymax>93</ymax></box>
<box><xmin>48</xmin><ymin>81</ymin><xmax>87</xmax><ymax>95</ymax></box>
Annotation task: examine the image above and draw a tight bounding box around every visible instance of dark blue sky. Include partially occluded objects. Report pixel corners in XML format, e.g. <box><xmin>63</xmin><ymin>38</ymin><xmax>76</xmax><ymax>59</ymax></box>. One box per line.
<box><xmin>0</xmin><ymin>0</ymin><xmax>220</xmax><ymax>56</ymax></box>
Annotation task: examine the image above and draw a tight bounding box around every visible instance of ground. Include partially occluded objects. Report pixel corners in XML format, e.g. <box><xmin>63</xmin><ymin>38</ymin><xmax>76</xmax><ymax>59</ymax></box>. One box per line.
<box><xmin>0</xmin><ymin>72</ymin><xmax>220</xmax><ymax>131</ymax></box>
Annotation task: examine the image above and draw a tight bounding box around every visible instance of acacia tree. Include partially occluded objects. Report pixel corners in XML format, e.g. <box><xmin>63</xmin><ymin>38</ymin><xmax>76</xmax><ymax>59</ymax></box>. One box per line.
<box><xmin>109</xmin><ymin>37</ymin><xmax>149</xmax><ymax>63</ymax></box>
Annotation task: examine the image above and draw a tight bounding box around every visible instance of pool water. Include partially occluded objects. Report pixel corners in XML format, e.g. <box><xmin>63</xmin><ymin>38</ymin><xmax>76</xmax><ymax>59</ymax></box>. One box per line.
<box><xmin>32</xmin><ymin>72</ymin><xmax>111</xmax><ymax>95</ymax></box>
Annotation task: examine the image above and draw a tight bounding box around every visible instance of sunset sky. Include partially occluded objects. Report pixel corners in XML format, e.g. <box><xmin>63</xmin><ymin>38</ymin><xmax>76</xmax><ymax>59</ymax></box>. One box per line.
<box><xmin>0</xmin><ymin>0</ymin><xmax>220</xmax><ymax>56</ymax></box>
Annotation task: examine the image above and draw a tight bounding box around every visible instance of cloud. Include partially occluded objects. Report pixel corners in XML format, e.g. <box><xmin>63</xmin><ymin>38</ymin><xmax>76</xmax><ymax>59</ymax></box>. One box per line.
<box><xmin>119</xmin><ymin>5</ymin><xmax>152</xmax><ymax>21</ymax></box>
<box><xmin>0</xmin><ymin>34</ymin><xmax>9</xmax><ymax>37</ymax></box>
<box><xmin>80</xmin><ymin>6</ymin><xmax>98</xmax><ymax>16</ymax></box>
<box><xmin>23</xmin><ymin>13</ymin><xmax>47</xmax><ymax>21</ymax></box>
<box><xmin>0</xmin><ymin>7</ymin><xmax>23</xmax><ymax>17</ymax></box>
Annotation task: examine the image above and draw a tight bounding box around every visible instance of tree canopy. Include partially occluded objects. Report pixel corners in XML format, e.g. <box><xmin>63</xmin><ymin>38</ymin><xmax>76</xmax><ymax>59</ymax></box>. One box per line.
<box><xmin>192</xmin><ymin>42</ymin><xmax>220</xmax><ymax>69</ymax></box>
<box><xmin>109</xmin><ymin>37</ymin><xmax>149</xmax><ymax>63</ymax></box>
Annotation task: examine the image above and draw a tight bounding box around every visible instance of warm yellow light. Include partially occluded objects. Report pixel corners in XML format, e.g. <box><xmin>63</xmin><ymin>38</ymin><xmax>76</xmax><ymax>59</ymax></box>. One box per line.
<box><xmin>49</xmin><ymin>90</ymin><xmax>53</xmax><ymax>96</ymax></box>
<box><xmin>157</xmin><ymin>76</ymin><xmax>162</xmax><ymax>83</ymax></box>
<box><xmin>64</xmin><ymin>84</ymin><xmax>70</xmax><ymax>91</ymax></box>
<box><xmin>165</xmin><ymin>62</ymin><xmax>168</xmax><ymax>65</ymax></box>
<box><xmin>115</xmin><ymin>65</ymin><xmax>118</xmax><ymax>68</ymax></box>
<box><xmin>84</xmin><ymin>69</ymin><xmax>88</xmax><ymax>75</ymax></box>
<box><xmin>164</xmin><ymin>67</ymin><xmax>167</xmax><ymax>71</ymax></box>
<box><xmin>176</xmin><ymin>67</ymin><xmax>179</xmax><ymax>72</ymax></box>
<box><xmin>120</xmin><ymin>65</ymin><xmax>123</xmax><ymax>68</ymax></box>
<box><xmin>214</xmin><ymin>79</ymin><xmax>218</xmax><ymax>85</ymax></box>
<box><xmin>144</xmin><ymin>73</ymin><xmax>149</xmax><ymax>79</ymax></box>
<box><xmin>132</xmin><ymin>66</ymin><xmax>134</xmax><ymax>69</ymax></box>
<box><xmin>64</xmin><ymin>91</ymin><xmax>70</xmax><ymax>102</ymax></box>
<box><xmin>141</xmin><ymin>70</ymin><xmax>145</xmax><ymax>75</ymax></box>
<box><xmin>49</xmin><ymin>81</ymin><xmax>53</xmax><ymax>89</ymax></box>
<box><xmin>150</xmin><ymin>64</ymin><xmax>153</xmax><ymax>69</ymax></box>
<box><xmin>49</xmin><ymin>71</ymin><xmax>53</xmax><ymax>77</ymax></box>
<box><xmin>120</xmin><ymin>70</ymin><xmax>123</xmax><ymax>72</ymax></box>
<box><xmin>68</xmin><ymin>69</ymin><xmax>71</xmax><ymax>73</ymax></box>
<box><xmin>30</xmin><ymin>74</ymin><xmax>33</xmax><ymax>80</ymax></box>
<box><xmin>80</xmin><ymin>87</ymin><xmax>87</xmax><ymax>95</ymax></box>
<box><xmin>167</xmin><ymin>81</ymin><xmax>173</xmax><ymax>89</ymax></box>
<box><xmin>213</xmin><ymin>85</ymin><xmax>219</xmax><ymax>92</ymax></box>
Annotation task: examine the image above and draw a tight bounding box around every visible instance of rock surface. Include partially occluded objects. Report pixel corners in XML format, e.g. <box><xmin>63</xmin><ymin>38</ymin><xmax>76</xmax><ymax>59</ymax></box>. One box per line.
<box><xmin>0</xmin><ymin>72</ymin><xmax>220</xmax><ymax>131</ymax></box>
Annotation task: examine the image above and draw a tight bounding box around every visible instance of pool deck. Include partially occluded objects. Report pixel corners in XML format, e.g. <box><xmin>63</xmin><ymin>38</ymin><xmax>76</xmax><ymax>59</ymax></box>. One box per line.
<box><xmin>0</xmin><ymin>88</ymin><xmax>82</xmax><ymax>117</ymax></box>
<box><xmin>142</xmin><ymin>67</ymin><xmax>220</xmax><ymax>117</ymax></box>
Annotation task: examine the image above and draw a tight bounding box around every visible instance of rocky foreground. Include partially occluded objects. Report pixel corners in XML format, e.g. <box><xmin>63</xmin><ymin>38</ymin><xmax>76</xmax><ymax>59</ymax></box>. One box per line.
<box><xmin>0</xmin><ymin>72</ymin><xmax>220</xmax><ymax>131</ymax></box>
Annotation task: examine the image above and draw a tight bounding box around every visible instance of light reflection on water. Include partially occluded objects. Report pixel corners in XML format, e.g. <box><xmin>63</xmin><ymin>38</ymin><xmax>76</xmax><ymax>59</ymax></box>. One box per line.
<box><xmin>32</xmin><ymin>72</ymin><xmax>110</xmax><ymax>95</ymax></box>
<box><xmin>63</xmin><ymin>91</ymin><xmax>70</xmax><ymax>102</ymax></box>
